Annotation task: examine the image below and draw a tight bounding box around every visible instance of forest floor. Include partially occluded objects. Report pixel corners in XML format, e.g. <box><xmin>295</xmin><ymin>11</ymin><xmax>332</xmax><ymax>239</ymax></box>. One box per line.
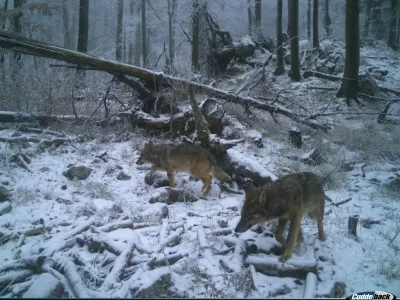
<box><xmin>0</xmin><ymin>39</ymin><xmax>400</xmax><ymax>298</ymax></box>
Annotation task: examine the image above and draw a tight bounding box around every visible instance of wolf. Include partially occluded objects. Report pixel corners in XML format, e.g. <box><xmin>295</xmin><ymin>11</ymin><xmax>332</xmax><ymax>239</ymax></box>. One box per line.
<box><xmin>136</xmin><ymin>141</ymin><xmax>232</xmax><ymax>197</ymax></box>
<box><xmin>234</xmin><ymin>172</ymin><xmax>326</xmax><ymax>262</ymax></box>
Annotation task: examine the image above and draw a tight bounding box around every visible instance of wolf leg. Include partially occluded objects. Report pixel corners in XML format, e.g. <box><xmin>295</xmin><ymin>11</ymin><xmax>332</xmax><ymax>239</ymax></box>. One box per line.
<box><xmin>275</xmin><ymin>218</ymin><xmax>288</xmax><ymax>246</ymax></box>
<box><xmin>297</xmin><ymin>227</ymin><xmax>303</xmax><ymax>244</ymax></box>
<box><xmin>200</xmin><ymin>175</ymin><xmax>213</xmax><ymax>197</ymax></box>
<box><xmin>317</xmin><ymin>219</ymin><xmax>325</xmax><ymax>241</ymax></box>
<box><xmin>280</xmin><ymin>214</ymin><xmax>302</xmax><ymax>262</ymax></box>
<box><xmin>167</xmin><ymin>169</ymin><xmax>175</xmax><ymax>187</ymax></box>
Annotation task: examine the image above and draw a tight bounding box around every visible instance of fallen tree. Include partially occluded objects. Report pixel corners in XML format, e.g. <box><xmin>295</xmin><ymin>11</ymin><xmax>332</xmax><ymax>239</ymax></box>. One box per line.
<box><xmin>0</xmin><ymin>30</ymin><xmax>328</xmax><ymax>132</ymax></box>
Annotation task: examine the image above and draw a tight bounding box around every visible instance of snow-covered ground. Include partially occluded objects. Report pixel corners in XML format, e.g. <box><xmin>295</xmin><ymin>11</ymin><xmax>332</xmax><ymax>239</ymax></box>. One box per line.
<box><xmin>0</xmin><ymin>41</ymin><xmax>399</xmax><ymax>298</ymax></box>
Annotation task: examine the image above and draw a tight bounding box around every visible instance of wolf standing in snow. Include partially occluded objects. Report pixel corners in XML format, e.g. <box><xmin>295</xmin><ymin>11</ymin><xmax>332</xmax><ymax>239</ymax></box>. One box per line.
<box><xmin>234</xmin><ymin>172</ymin><xmax>326</xmax><ymax>262</ymax></box>
<box><xmin>136</xmin><ymin>141</ymin><xmax>232</xmax><ymax>197</ymax></box>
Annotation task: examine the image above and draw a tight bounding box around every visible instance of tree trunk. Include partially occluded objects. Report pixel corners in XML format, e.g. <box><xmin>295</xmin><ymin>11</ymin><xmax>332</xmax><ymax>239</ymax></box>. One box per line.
<box><xmin>287</xmin><ymin>0</ymin><xmax>292</xmax><ymax>36</ymax></box>
<box><xmin>62</xmin><ymin>0</ymin><xmax>70</xmax><ymax>49</ymax></box>
<box><xmin>363</xmin><ymin>0</ymin><xmax>372</xmax><ymax>38</ymax></box>
<box><xmin>336</xmin><ymin>0</ymin><xmax>360</xmax><ymax>104</ymax></box>
<box><xmin>307</xmin><ymin>0</ymin><xmax>311</xmax><ymax>40</ymax></box>
<box><xmin>248</xmin><ymin>0</ymin><xmax>253</xmax><ymax>35</ymax></box>
<box><xmin>313</xmin><ymin>0</ymin><xmax>319</xmax><ymax>48</ymax></box>
<box><xmin>274</xmin><ymin>0</ymin><xmax>284</xmax><ymax>76</ymax></box>
<box><xmin>289</xmin><ymin>0</ymin><xmax>300</xmax><ymax>81</ymax></box>
<box><xmin>13</xmin><ymin>0</ymin><xmax>23</xmax><ymax>65</ymax></box>
<box><xmin>255</xmin><ymin>0</ymin><xmax>261</xmax><ymax>29</ymax></box>
<box><xmin>1</xmin><ymin>0</ymin><xmax>9</xmax><ymax>84</ymax></box>
<box><xmin>323</xmin><ymin>0</ymin><xmax>331</xmax><ymax>37</ymax></box>
<box><xmin>128</xmin><ymin>0</ymin><xmax>134</xmax><ymax>64</ymax></box>
<box><xmin>192</xmin><ymin>0</ymin><xmax>200</xmax><ymax>72</ymax></box>
<box><xmin>116</xmin><ymin>0</ymin><xmax>123</xmax><ymax>62</ymax></box>
<box><xmin>167</xmin><ymin>0</ymin><xmax>177</xmax><ymax>65</ymax></box>
<box><xmin>77</xmin><ymin>0</ymin><xmax>89</xmax><ymax>85</ymax></box>
<box><xmin>134</xmin><ymin>1</ymin><xmax>141</xmax><ymax>66</ymax></box>
<box><xmin>141</xmin><ymin>0</ymin><xmax>147</xmax><ymax>67</ymax></box>
<box><xmin>371</xmin><ymin>0</ymin><xmax>383</xmax><ymax>40</ymax></box>
<box><xmin>188</xmin><ymin>85</ymin><xmax>210</xmax><ymax>147</ymax></box>
<box><xmin>388</xmin><ymin>0</ymin><xmax>398</xmax><ymax>50</ymax></box>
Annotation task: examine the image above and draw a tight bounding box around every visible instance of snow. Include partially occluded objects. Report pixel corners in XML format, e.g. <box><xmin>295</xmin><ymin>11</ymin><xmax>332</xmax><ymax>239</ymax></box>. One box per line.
<box><xmin>303</xmin><ymin>272</ymin><xmax>317</xmax><ymax>298</ymax></box>
<box><xmin>22</xmin><ymin>273</ymin><xmax>60</xmax><ymax>298</ymax></box>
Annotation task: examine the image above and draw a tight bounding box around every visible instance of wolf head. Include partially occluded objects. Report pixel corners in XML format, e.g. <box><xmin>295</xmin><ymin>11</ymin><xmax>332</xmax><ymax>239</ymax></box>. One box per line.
<box><xmin>136</xmin><ymin>140</ymin><xmax>154</xmax><ymax>165</ymax></box>
<box><xmin>234</xmin><ymin>186</ymin><xmax>269</xmax><ymax>233</ymax></box>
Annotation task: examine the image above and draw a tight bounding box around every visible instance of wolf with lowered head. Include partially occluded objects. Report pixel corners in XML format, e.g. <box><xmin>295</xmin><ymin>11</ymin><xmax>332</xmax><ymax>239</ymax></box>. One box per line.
<box><xmin>234</xmin><ymin>172</ymin><xmax>326</xmax><ymax>262</ymax></box>
<box><xmin>136</xmin><ymin>141</ymin><xmax>232</xmax><ymax>197</ymax></box>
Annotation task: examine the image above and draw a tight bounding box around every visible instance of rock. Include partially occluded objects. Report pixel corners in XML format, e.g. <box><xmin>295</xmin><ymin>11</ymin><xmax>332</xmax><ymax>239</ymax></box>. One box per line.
<box><xmin>22</xmin><ymin>273</ymin><xmax>64</xmax><ymax>298</ymax></box>
<box><xmin>61</xmin><ymin>185</ymin><xmax>67</xmax><ymax>190</ymax></box>
<box><xmin>134</xmin><ymin>273</ymin><xmax>181</xmax><ymax>298</ymax></box>
<box><xmin>149</xmin><ymin>187</ymin><xmax>200</xmax><ymax>205</ymax></box>
<box><xmin>246</xmin><ymin>130</ymin><xmax>263</xmax><ymax>148</ymax></box>
<box><xmin>201</xmin><ymin>98</ymin><xmax>225</xmax><ymax>134</ymax></box>
<box><xmin>0</xmin><ymin>201</ymin><xmax>12</xmax><ymax>215</ymax></box>
<box><xmin>11</xmin><ymin>131</ymin><xmax>22</xmax><ymax>137</ymax></box>
<box><xmin>358</xmin><ymin>70</ymin><xmax>381</xmax><ymax>97</ymax></box>
<box><xmin>1</xmin><ymin>181</ymin><xmax>9</xmax><ymax>186</ymax></box>
<box><xmin>63</xmin><ymin>166</ymin><xmax>92</xmax><ymax>180</ymax></box>
<box><xmin>39</xmin><ymin>166</ymin><xmax>50</xmax><ymax>172</ymax></box>
<box><xmin>145</xmin><ymin>171</ymin><xmax>170</xmax><ymax>188</ymax></box>
<box><xmin>111</xmin><ymin>204</ymin><xmax>124</xmax><ymax>214</ymax></box>
<box><xmin>386</xmin><ymin>177</ymin><xmax>400</xmax><ymax>191</ymax></box>
<box><xmin>234</xmin><ymin>35</ymin><xmax>256</xmax><ymax>59</ymax></box>
<box><xmin>301</xmin><ymin>148</ymin><xmax>326</xmax><ymax>165</ymax></box>
<box><xmin>117</xmin><ymin>171</ymin><xmax>131</xmax><ymax>180</ymax></box>
<box><xmin>160</xmin><ymin>205</ymin><xmax>169</xmax><ymax>219</ymax></box>
<box><xmin>218</xmin><ymin>219</ymin><xmax>228</xmax><ymax>228</ymax></box>
<box><xmin>288</xmin><ymin>127</ymin><xmax>302</xmax><ymax>148</ymax></box>
<box><xmin>56</xmin><ymin>197</ymin><xmax>72</xmax><ymax>205</ymax></box>
<box><xmin>0</xmin><ymin>186</ymin><xmax>10</xmax><ymax>202</ymax></box>
<box><xmin>329</xmin><ymin>281</ymin><xmax>346</xmax><ymax>298</ymax></box>
<box><xmin>21</xmin><ymin>141</ymin><xmax>31</xmax><ymax>149</ymax></box>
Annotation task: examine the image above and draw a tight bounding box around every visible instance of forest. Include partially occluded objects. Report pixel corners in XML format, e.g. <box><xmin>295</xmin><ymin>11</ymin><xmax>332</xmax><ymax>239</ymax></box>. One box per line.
<box><xmin>0</xmin><ymin>0</ymin><xmax>399</xmax><ymax>298</ymax></box>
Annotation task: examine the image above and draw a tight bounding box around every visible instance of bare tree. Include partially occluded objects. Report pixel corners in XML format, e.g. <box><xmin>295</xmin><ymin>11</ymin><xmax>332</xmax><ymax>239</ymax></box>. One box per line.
<box><xmin>255</xmin><ymin>0</ymin><xmax>261</xmax><ymax>29</ymax></box>
<box><xmin>336</xmin><ymin>0</ymin><xmax>360</xmax><ymax>105</ymax></box>
<box><xmin>287</xmin><ymin>0</ymin><xmax>292</xmax><ymax>36</ymax></box>
<box><xmin>13</xmin><ymin>0</ymin><xmax>24</xmax><ymax>66</ymax></box>
<box><xmin>192</xmin><ymin>0</ymin><xmax>200</xmax><ymax>72</ymax></box>
<box><xmin>62</xmin><ymin>0</ymin><xmax>70</xmax><ymax>48</ymax></box>
<box><xmin>313</xmin><ymin>0</ymin><xmax>319</xmax><ymax>48</ymax></box>
<box><xmin>134</xmin><ymin>1</ymin><xmax>141</xmax><ymax>66</ymax></box>
<box><xmin>77</xmin><ymin>0</ymin><xmax>89</xmax><ymax>85</ymax></box>
<box><xmin>141</xmin><ymin>0</ymin><xmax>147</xmax><ymax>67</ymax></box>
<box><xmin>289</xmin><ymin>0</ymin><xmax>300</xmax><ymax>81</ymax></box>
<box><xmin>307</xmin><ymin>0</ymin><xmax>311</xmax><ymax>40</ymax></box>
<box><xmin>364</xmin><ymin>0</ymin><xmax>372</xmax><ymax>38</ymax></box>
<box><xmin>247</xmin><ymin>0</ymin><xmax>253</xmax><ymax>35</ymax></box>
<box><xmin>1</xmin><ymin>0</ymin><xmax>9</xmax><ymax>83</ymax></box>
<box><xmin>371</xmin><ymin>0</ymin><xmax>383</xmax><ymax>40</ymax></box>
<box><xmin>323</xmin><ymin>0</ymin><xmax>331</xmax><ymax>36</ymax></box>
<box><xmin>388</xmin><ymin>0</ymin><xmax>398</xmax><ymax>50</ymax></box>
<box><xmin>167</xmin><ymin>0</ymin><xmax>177</xmax><ymax>65</ymax></box>
<box><xmin>274</xmin><ymin>0</ymin><xmax>284</xmax><ymax>76</ymax></box>
<box><xmin>116</xmin><ymin>0</ymin><xmax>123</xmax><ymax>61</ymax></box>
<box><xmin>128</xmin><ymin>0</ymin><xmax>134</xmax><ymax>64</ymax></box>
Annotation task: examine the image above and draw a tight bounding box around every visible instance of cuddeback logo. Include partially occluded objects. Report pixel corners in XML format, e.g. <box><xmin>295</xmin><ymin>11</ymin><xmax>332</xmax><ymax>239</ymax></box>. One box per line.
<box><xmin>346</xmin><ymin>291</ymin><xmax>397</xmax><ymax>300</ymax></box>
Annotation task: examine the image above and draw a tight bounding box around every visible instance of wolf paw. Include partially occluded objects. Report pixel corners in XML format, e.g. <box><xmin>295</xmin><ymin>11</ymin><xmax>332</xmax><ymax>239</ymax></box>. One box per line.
<box><xmin>279</xmin><ymin>254</ymin><xmax>291</xmax><ymax>262</ymax></box>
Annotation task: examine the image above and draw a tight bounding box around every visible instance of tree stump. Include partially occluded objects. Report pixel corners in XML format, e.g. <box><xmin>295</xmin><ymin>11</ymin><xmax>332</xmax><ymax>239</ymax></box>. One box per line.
<box><xmin>288</xmin><ymin>127</ymin><xmax>302</xmax><ymax>148</ymax></box>
<box><xmin>348</xmin><ymin>214</ymin><xmax>359</xmax><ymax>237</ymax></box>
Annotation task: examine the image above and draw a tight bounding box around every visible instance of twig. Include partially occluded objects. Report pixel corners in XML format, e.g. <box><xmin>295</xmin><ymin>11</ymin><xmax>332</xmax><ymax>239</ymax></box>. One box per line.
<box><xmin>4</xmin><ymin>142</ymin><xmax>15</xmax><ymax>182</ymax></box>
<box><xmin>17</xmin><ymin>155</ymin><xmax>32</xmax><ymax>173</ymax></box>
<box><xmin>332</xmin><ymin>198</ymin><xmax>352</xmax><ymax>207</ymax></box>
<box><xmin>307</xmin><ymin>86</ymin><xmax>336</xmax><ymax>91</ymax></box>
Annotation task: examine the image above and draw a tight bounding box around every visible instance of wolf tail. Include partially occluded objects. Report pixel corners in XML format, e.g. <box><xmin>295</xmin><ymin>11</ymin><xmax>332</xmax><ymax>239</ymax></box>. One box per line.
<box><xmin>212</xmin><ymin>166</ymin><xmax>232</xmax><ymax>182</ymax></box>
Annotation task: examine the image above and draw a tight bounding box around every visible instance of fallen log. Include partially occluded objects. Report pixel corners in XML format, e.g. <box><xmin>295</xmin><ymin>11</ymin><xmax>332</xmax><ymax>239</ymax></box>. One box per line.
<box><xmin>0</xmin><ymin>30</ymin><xmax>329</xmax><ymax>132</ymax></box>
<box><xmin>244</xmin><ymin>255</ymin><xmax>317</xmax><ymax>279</ymax></box>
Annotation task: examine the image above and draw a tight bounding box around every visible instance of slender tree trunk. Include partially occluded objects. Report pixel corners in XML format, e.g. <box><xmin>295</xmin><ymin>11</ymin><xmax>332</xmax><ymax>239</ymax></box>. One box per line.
<box><xmin>274</xmin><ymin>0</ymin><xmax>284</xmax><ymax>76</ymax></box>
<box><xmin>323</xmin><ymin>0</ymin><xmax>331</xmax><ymax>36</ymax></box>
<box><xmin>62</xmin><ymin>0</ymin><xmax>70</xmax><ymax>48</ymax></box>
<box><xmin>248</xmin><ymin>0</ymin><xmax>253</xmax><ymax>35</ymax></box>
<box><xmin>116</xmin><ymin>0</ymin><xmax>123</xmax><ymax>61</ymax></box>
<box><xmin>313</xmin><ymin>0</ymin><xmax>319</xmax><ymax>48</ymax></box>
<box><xmin>141</xmin><ymin>0</ymin><xmax>147</xmax><ymax>68</ymax></box>
<box><xmin>192</xmin><ymin>0</ymin><xmax>200</xmax><ymax>72</ymax></box>
<box><xmin>1</xmin><ymin>0</ymin><xmax>9</xmax><ymax>84</ymax></box>
<box><xmin>363</xmin><ymin>0</ymin><xmax>372</xmax><ymax>38</ymax></box>
<box><xmin>287</xmin><ymin>0</ymin><xmax>292</xmax><ymax>36</ymax></box>
<box><xmin>388</xmin><ymin>0</ymin><xmax>398</xmax><ymax>49</ymax></box>
<box><xmin>289</xmin><ymin>0</ymin><xmax>300</xmax><ymax>81</ymax></box>
<box><xmin>336</xmin><ymin>0</ymin><xmax>360</xmax><ymax>104</ymax></box>
<box><xmin>167</xmin><ymin>0</ymin><xmax>177</xmax><ymax>65</ymax></box>
<box><xmin>307</xmin><ymin>0</ymin><xmax>311</xmax><ymax>40</ymax></box>
<box><xmin>134</xmin><ymin>1</ymin><xmax>141</xmax><ymax>66</ymax></box>
<box><xmin>128</xmin><ymin>0</ymin><xmax>134</xmax><ymax>64</ymax></box>
<box><xmin>13</xmin><ymin>0</ymin><xmax>23</xmax><ymax>65</ymax></box>
<box><xmin>371</xmin><ymin>0</ymin><xmax>383</xmax><ymax>40</ymax></box>
<box><xmin>255</xmin><ymin>0</ymin><xmax>261</xmax><ymax>29</ymax></box>
<box><xmin>76</xmin><ymin>0</ymin><xmax>89</xmax><ymax>86</ymax></box>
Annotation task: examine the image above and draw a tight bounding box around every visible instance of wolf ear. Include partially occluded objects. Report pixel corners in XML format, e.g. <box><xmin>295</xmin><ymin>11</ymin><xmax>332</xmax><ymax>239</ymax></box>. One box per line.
<box><xmin>244</xmin><ymin>186</ymin><xmax>258</xmax><ymax>201</ymax></box>
<box><xmin>144</xmin><ymin>140</ymin><xmax>153</xmax><ymax>150</ymax></box>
